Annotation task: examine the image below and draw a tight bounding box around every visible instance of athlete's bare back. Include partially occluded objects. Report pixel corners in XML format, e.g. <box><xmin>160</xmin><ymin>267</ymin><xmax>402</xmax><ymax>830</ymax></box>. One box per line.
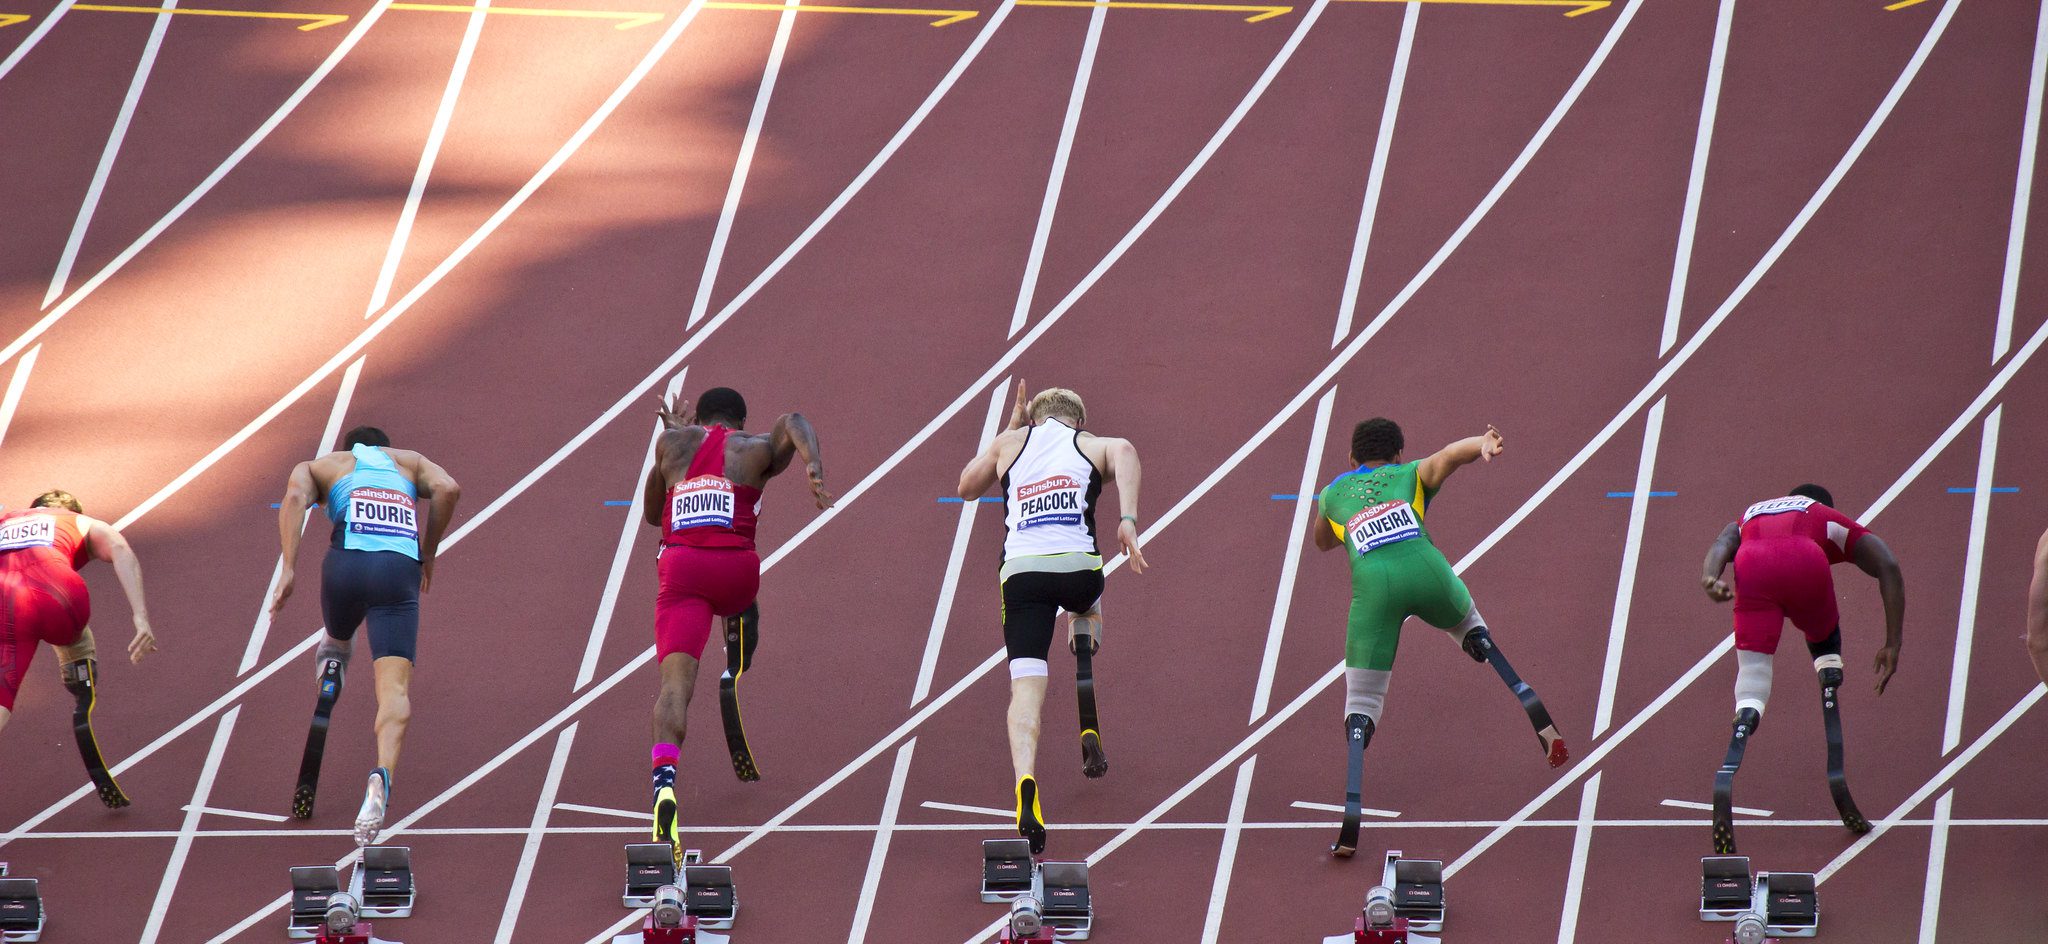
<box><xmin>641</xmin><ymin>394</ymin><xmax>832</xmax><ymax>527</ymax></box>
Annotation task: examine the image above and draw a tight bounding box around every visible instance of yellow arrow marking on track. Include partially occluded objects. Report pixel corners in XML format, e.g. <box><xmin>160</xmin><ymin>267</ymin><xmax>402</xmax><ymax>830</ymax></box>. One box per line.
<box><xmin>388</xmin><ymin>2</ymin><xmax>665</xmax><ymax>28</ymax></box>
<box><xmin>1016</xmin><ymin>0</ymin><xmax>1293</xmax><ymax>23</ymax></box>
<box><xmin>1336</xmin><ymin>0</ymin><xmax>1609</xmax><ymax>16</ymax></box>
<box><xmin>70</xmin><ymin>4</ymin><xmax>350</xmax><ymax>29</ymax></box>
<box><xmin>0</xmin><ymin>12</ymin><xmax>30</xmax><ymax>26</ymax></box>
<box><xmin>1883</xmin><ymin>0</ymin><xmax>1930</xmax><ymax>10</ymax></box>
<box><xmin>705</xmin><ymin>2</ymin><xmax>977</xmax><ymax>26</ymax></box>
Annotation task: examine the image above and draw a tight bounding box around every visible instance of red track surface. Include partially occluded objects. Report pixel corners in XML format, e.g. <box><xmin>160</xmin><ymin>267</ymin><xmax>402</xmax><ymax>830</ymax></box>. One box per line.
<box><xmin>3</xmin><ymin>0</ymin><xmax>2046</xmax><ymax>941</ymax></box>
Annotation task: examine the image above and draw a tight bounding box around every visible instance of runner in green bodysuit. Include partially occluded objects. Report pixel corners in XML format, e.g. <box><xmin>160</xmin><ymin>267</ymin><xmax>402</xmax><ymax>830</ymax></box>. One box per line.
<box><xmin>1311</xmin><ymin>418</ymin><xmax>1568</xmax><ymax>827</ymax></box>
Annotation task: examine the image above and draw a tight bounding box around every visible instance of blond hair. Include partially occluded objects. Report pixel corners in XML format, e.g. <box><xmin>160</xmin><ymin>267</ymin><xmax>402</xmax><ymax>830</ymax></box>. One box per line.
<box><xmin>31</xmin><ymin>490</ymin><xmax>82</xmax><ymax>513</ymax></box>
<box><xmin>1029</xmin><ymin>388</ymin><xmax>1086</xmax><ymax>426</ymax></box>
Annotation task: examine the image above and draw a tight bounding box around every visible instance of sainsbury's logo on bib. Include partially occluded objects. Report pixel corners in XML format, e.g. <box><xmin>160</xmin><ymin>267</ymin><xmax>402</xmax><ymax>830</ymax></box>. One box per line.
<box><xmin>1016</xmin><ymin>474</ymin><xmax>1085</xmax><ymax>530</ymax></box>
<box><xmin>670</xmin><ymin>476</ymin><xmax>736</xmax><ymax>531</ymax></box>
<box><xmin>1347</xmin><ymin>501</ymin><xmax>1420</xmax><ymax>555</ymax></box>
<box><xmin>1743</xmin><ymin>496</ymin><xmax>1815</xmax><ymax>522</ymax></box>
<box><xmin>348</xmin><ymin>487</ymin><xmax>418</xmax><ymax>539</ymax></box>
<box><xmin>0</xmin><ymin>515</ymin><xmax>57</xmax><ymax>552</ymax></box>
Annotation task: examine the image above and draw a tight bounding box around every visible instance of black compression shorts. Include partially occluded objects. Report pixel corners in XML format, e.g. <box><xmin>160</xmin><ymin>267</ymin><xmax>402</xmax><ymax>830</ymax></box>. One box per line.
<box><xmin>1001</xmin><ymin>569</ymin><xmax>1104</xmax><ymax>663</ymax></box>
<box><xmin>322</xmin><ymin>549</ymin><xmax>422</xmax><ymax>662</ymax></box>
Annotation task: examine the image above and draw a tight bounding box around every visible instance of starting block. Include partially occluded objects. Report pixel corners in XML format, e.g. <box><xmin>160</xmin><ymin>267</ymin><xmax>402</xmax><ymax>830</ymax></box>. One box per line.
<box><xmin>289</xmin><ymin>867</ymin><xmax>345</xmax><ymax>940</ymax></box>
<box><xmin>1380</xmin><ymin>852</ymin><xmax>1444</xmax><ymax>933</ymax></box>
<box><xmin>1035</xmin><ymin>861</ymin><xmax>1092</xmax><ymax>941</ymax></box>
<box><xmin>0</xmin><ymin>876</ymin><xmax>44</xmax><ymax>943</ymax></box>
<box><xmin>681</xmin><ymin>864</ymin><xmax>738</xmax><ymax>930</ymax></box>
<box><xmin>349</xmin><ymin>846</ymin><xmax>415</xmax><ymax>919</ymax></box>
<box><xmin>982</xmin><ymin>839</ymin><xmax>1035</xmax><ymax>903</ymax></box>
<box><xmin>1700</xmin><ymin>857</ymin><xmax>1755</xmax><ymax>921</ymax></box>
<box><xmin>1758</xmin><ymin>872</ymin><xmax>1817</xmax><ymax>938</ymax></box>
<box><xmin>624</xmin><ymin>844</ymin><xmax>678</xmax><ymax>908</ymax></box>
<box><xmin>1698</xmin><ymin>858</ymin><xmax>1816</xmax><ymax>940</ymax></box>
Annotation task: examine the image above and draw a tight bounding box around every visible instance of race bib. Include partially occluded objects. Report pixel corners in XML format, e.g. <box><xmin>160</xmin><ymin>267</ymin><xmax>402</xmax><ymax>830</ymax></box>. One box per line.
<box><xmin>347</xmin><ymin>487</ymin><xmax>418</xmax><ymax>539</ymax></box>
<box><xmin>1015</xmin><ymin>474</ymin><xmax>1086</xmax><ymax>530</ymax></box>
<box><xmin>1347</xmin><ymin>501</ymin><xmax>1421</xmax><ymax>554</ymax></box>
<box><xmin>670</xmin><ymin>476</ymin><xmax>736</xmax><ymax>531</ymax></box>
<box><xmin>1743</xmin><ymin>496</ymin><xmax>1815</xmax><ymax>522</ymax></box>
<box><xmin>0</xmin><ymin>515</ymin><xmax>56</xmax><ymax>552</ymax></box>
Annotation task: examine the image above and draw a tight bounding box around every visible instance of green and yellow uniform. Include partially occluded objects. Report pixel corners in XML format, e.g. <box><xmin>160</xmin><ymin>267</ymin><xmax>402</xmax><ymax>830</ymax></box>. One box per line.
<box><xmin>1316</xmin><ymin>460</ymin><xmax>1474</xmax><ymax>671</ymax></box>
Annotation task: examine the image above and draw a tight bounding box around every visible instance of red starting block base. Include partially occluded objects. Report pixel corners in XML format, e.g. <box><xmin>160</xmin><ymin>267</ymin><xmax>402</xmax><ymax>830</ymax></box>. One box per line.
<box><xmin>316</xmin><ymin>922</ymin><xmax>373</xmax><ymax>944</ymax></box>
<box><xmin>1357</xmin><ymin>916</ymin><xmax>1410</xmax><ymax>943</ymax></box>
<box><xmin>642</xmin><ymin>914</ymin><xmax>699</xmax><ymax>943</ymax></box>
<box><xmin>998</xmin><ymin>928</ymin><xmax>1054</xmax><ymax>944</ymax></box>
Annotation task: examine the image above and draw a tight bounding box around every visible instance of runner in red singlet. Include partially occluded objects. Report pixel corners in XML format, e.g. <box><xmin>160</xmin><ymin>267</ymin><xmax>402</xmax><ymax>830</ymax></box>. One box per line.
<box><xmin>0</xmin><ymin>491</ymin><xmax>158</xmax><ymax>754</ymax></box>
<box><xmin>640</xmin><ymin>387</ymin><xmax>829</xmax><ymax>859</ymax></box>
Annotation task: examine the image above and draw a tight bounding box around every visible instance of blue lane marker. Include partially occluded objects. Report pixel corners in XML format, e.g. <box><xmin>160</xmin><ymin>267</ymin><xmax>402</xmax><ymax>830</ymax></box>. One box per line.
<box><xmin>1271</xmin><ymin>493</ymin><xmax>1302</xmax><ymax>501</ymax></box>
<box><xmin>1606</xmin><ymin>491</ymin><xmax>1677</xmax><ymax>498</ymax></box>
<box><xmin>937</xmin><ymin>497</ymin><xmax>1003</xmax><ymax>504</ymax></box>
<box><xmin>269</xmin><ymin>502</ymin><xmax>281</xmax><ymax>509</ymax></box>
<box><xmin>1947</xmin><ymin>487</ymin><xmax>2019</xmax><ymax>494</ymax></box>
<box><xmin>602</xmin><ymin>500</ymin><xmax>633</xmax><ymax>506</ymax></box>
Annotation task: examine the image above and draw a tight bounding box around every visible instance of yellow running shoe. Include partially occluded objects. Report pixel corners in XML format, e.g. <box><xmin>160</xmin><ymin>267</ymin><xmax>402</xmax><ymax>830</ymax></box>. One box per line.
<box><xmin>652</xmin><ymin>785</ymin><xmax>680</xmax><ymax>863</ymax></box>
<box><xmin>1016</xmin><ymin>776</ymin><xmax>1047</xmax><ymax>855</ymax></box>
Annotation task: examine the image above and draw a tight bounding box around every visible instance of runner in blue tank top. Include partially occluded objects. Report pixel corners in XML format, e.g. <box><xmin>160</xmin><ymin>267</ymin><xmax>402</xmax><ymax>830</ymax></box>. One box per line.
<box><xmin>272</xmin><ymin>426</ymin><xmax>461</xmax><ymax>845</ymax></box>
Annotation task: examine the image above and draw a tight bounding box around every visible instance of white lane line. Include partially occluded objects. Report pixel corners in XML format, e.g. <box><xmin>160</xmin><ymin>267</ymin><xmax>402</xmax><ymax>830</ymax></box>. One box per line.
<box><xmin>33</xmin><ymin>815</ymin><xmax>2048</xmax><ymax>841</ymax></box>
<box><xmin>1659</xmin><ymin>798</ymin><xmax>1771</xmax><ymax>817</ymax></box>
<box><xmin>1996</xmin><ymin>0</ymin><xmax>2048</xmax><ymax>362</ymax></box>
<box><xmin>1329</xmin><ymin>0</ymin><xmax>1418</xmax><ymax>347</ymax></box>
<box><xmin>1554</xmin><ymin>771</ymin><xmax>1601</xmax><ymax>944</ymax></box>
<box><xmin>240</xmin><ymin>355</ymin><xmax>364</xmax><ymax>675</ymax></box>
<box><xmin>1289</xmin><ymin>800</ymin><xmax>1399</xmax><ymax>818</ymax></box>
<box><xmin>44</xmin><ymin>0</ymin><xmax>180</xmax><ymax>308</ymax></box>
<box><xmin>1818</xmin><ymin>683</ymin><xmax>2047</xmax><ymax>884</ymax></box>
<box><xmin>422</xmin><ymin>1</ymin><xmax>1019</xmax><ymax>555</ymax></box>
<box><xmin>363</xmin><ymin>0</ymin><xmax>494</xmax><ymax>317</ymax></box>
<box><xmin>0</xmin><ymin>1</ymin><xmax>398</xmax><ymax>368</ymax></box>
<box><xmin>1593</xmin><ymin>397</ymin><xmax>1664</xmax><ymax>737</ymax></box>
<box><xmin>1197</xmin><ymin>755</ymin><xmax>1258</xmax><ymax>944</ymax></box>
<box><xmin>554</xmin><ymin>802</ymin><xmax>649</xmax><ymax>821</ymax></box>
<box><xmin>0</xmin><ymin>0</ymin><xmax>79</xmax><ymax>85</ymax></box>
<box><xmin>1006</xmin><ymin>0</ymin><xmax>1109</xmax><ymax>338</ymax></box>
<box><xmin>1250</xmin><ymin>388</ymin><xmax>1336</xmax><ymax>722</ymax></box>
<box><xmin>846</xmin><ymin>740</ymin><xmax>916</xmax><ymax>944</ymax></box>
<box><xmin>179</xmin><ymin>804</ymin><xmax>289</xmax><ymax>823</ymax></box>
<box><xmin>0</xmin><ymin>344</ymin><xmax>41</xmax><ymax>451</ymax></box>
<box><xmin>1658</xmin><ymin>0</ymin><xmax>1735</xmax><ymax>356</ymax></box>
<box><xmin>685</xmin><ymin>0</ymin><xmax>801</xmax><ymax>329</ymax></box>
<box><xmin>495</xmin><ymin>723</ymin><xmax>577</xmax><ymax>944</ymax></box>
<box><xmin>578</xmin><ymin>368</ymin><xmax>688</xmax><ymax>691</ymax></box>
<box><xmin>1916</xmin><ymin>789</ymin><xmax>1954</xmax><ymax>944</ymax></box>
<box><xmin>921</xmin><ymin>800</ymin><xmax>1013</xmax><ymax>819</ymax></box>
<box><xmin>137</xmin><ymin>707</ymin><xmax>239</xmax><ymax>944</ymax></box>
<box><xmin>912</xmin><ymin>381</ymin><xmax>1008</xmax><ymax>705</ymax></box>
<box><xmin>106</xmin><ymin>0</ymin><xmax>712</xmax><ymax>533</ymax></box>
<box><xmin>1944</xmin><ymin>405</ymin><xmax>2000</xmax><ymax>753</ymax></box>
<box><xmin>0</xmin><ymin>631</ymin><xmax>320</xmax><ymax>853</ymax></box>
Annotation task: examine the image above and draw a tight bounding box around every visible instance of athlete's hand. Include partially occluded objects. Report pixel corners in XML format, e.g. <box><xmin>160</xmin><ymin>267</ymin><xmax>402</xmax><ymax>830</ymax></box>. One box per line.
<box><xmin>1118</xmin><ymin>518</ymin><xmax>1148</xmax><ymax>574</ymax></box>
<box><xmin>1479</xmin><ymin>424</ymin><xmax>1504</xmax><ymax>461</ymax></box>
<box><xmin>1872</xmin><ymin>645</ymin><xmax>1900</xmax><ymax>695</ymax></box>
<box><xmin>655</xmin><ymin>394</ymin><xmax>693</xmax><ymax>431</ymax></box>
<box><xmin>1701</xmin><ymin>574</ymin><xmax>1734</xmax><ymax>602</ymax></box>
<box><xmin>1006</xmin><ymin>378</ymin><xmax>1030</xmax><ymax>431</ymax></box>
<box><xmin>269</xmin><ymin>570</ymin><xmax>296</xmax><ymax>617</ymax></box>
<box><xmin>128</xmin><ymin>618</ymin><xmax>157</xmax><ymax>664</ymax></box>
<box><xmin>806</xmin><ymin>462</ymin><xmax>834</xmax><ymax>509</ymax></box>
<box><xmin>420</xmin><ymin>558</ymin><xmax>435</xmax><ymax>594</ymax></box>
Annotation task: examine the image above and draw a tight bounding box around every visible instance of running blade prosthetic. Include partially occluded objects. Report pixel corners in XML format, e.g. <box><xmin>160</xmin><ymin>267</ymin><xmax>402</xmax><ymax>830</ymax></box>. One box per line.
<box><xmin>62</xmin><ymin>659</ymin><xmax>130</xmax><ymax>808</ymax></box>
<box><xmin>1331</xmin><ymin>713</ymin><xmax>1373</xmax><ymax>858</ymax></box>
<box><xmin>719</xmin><ymin>606</ymin><xmax>761</xmax><ymax>782</ymax></box>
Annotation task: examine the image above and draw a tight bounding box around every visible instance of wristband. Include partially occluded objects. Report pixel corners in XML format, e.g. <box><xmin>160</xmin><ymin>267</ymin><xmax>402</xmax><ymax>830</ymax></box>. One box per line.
<box><xmin>1120</xmin><ymin>515</ymin><xmax>1138</xmax><ymax>523</ymax></box>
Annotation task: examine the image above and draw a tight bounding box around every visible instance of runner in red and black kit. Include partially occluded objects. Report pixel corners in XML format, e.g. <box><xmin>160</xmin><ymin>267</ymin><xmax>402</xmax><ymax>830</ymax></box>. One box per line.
<box><xmin>0</xmin><ymin>490</ymin><xmax>158</xmax><ymax>808</ymax></box>
<box><xmin>1699</xmin><ymin>483</ymin><xmax>1905</xmax><ymax>854</ymax></box>
<box><xmin>641</xmin><ymin>387</ymin><xmax>829</xmax><ymax>862</ymax></box>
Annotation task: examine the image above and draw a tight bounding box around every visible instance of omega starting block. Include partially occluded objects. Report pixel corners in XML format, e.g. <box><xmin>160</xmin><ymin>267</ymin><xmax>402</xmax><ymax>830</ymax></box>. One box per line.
<box><xmin>623</xmin><ymin>847</ymin><xmax>738</xmax><ymax>930</ymax></box>
<box><xmin>1698</xmin><ymin>858</ymin><xmax>1817</xmax><ymax>940</ymax></box>
<box><xmin>0</xmin><ymin>873</ymin><xmax>44</xmax><ymax>943</ymax></box>
<box><xmin>976</xmin><ymin>841</ymin><xmax>1093</xmax><ymax>940</ymax></box>
<box><xmin>1380</xmin><ymin>851</ymin><xmax>1445</xmax><ymax>933</ymax></box>
<box><xmin>349</xmin><ymin>846</ymin><xmax>415</xmax><ymax>919</ymax></box>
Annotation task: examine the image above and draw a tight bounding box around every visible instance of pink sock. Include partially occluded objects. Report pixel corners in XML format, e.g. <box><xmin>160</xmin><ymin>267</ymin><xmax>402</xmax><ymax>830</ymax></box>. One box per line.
<box><xmin>652</xmin><ymin>744</ymin><xmax>679</xmax><ymax>769</ymax></box>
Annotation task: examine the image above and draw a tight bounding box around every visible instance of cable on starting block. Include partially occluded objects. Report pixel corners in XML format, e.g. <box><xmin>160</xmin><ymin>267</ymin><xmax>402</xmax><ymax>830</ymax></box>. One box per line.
<box><xmin>0</xmin><ymin>876</ymin><xmax>45</xmax><ymax>943</ymax></box>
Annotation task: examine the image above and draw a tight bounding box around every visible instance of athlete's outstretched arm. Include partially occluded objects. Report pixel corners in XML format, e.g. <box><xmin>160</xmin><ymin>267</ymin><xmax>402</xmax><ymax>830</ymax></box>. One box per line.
<box><xmin>409</xmin><ymin>455</ymin><xmax>462</xmax><ymax>591</ymax></box>
<box><xmin>768</xmin><ymin>412</ymin><xmax>831</xmax><ymax>508</ymax></box>
<box><xmin>82</xmin><ymin>518</ymin><xmax>156</xmax><ymax>663</ymax></box>
<box><xmin>2028</xmin><ymin>528</ymin><xmax>2048</xmax><ymax>688</ymax></box>
<box><xmin>1851</xmin><ymin>533</ymin><xmax>1905</xmax><ymax>694</ymax></box>
<box><xmin>1700</xmin><ymin>521</ymin><xmax>1741</xmax><ymax>602</ymax></box>
<box><xmin>1104</xmin><ymin>437</ymin><xmax>1146</xmax><ymax>573</ymax></box>
<box><xmin>1310</xmin><ymin>498</ymin><xmax>1342</xmax><ymax>552</ymax></box>
<box><xmin>270</xmin><ymin>461</ymin><xmax>321</xmax><ymax>617</ymax></box>
<box><xmin>958</xmin><ymin>428</ymin><xmax>1019</xmax><ymax>500</ymax></box>
<box><xmin>1416</xmin><ymin>425</ymin><xmax>1504</xmax><ymax>491</ymax></box>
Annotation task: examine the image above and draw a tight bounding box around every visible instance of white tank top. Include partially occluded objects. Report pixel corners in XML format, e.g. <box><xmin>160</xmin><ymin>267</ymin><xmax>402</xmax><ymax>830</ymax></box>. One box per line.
<box><xmin>1002</xmin><ymin>418</ymin><xmax>1103</xmax><ymax>564</ymax></box>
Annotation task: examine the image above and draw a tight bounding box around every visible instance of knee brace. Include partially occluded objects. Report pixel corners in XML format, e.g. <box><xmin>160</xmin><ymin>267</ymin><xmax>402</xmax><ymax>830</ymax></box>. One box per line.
<box><xmin>1343</xmin><ymin>668</ymin><xmax>1393</xmax><ymax>725</ymax></box>
<box><xmin>1733</xmin><ymin>649</ymin><xmax>1774</xmax><ymax>717</ymax></box>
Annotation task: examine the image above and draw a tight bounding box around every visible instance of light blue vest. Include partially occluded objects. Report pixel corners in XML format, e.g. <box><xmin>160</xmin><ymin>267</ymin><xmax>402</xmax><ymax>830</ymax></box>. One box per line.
<box><xmin>327</xmin><ymin>445</ymin><xmax>421</xmax><ymax>558</ymax></box>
